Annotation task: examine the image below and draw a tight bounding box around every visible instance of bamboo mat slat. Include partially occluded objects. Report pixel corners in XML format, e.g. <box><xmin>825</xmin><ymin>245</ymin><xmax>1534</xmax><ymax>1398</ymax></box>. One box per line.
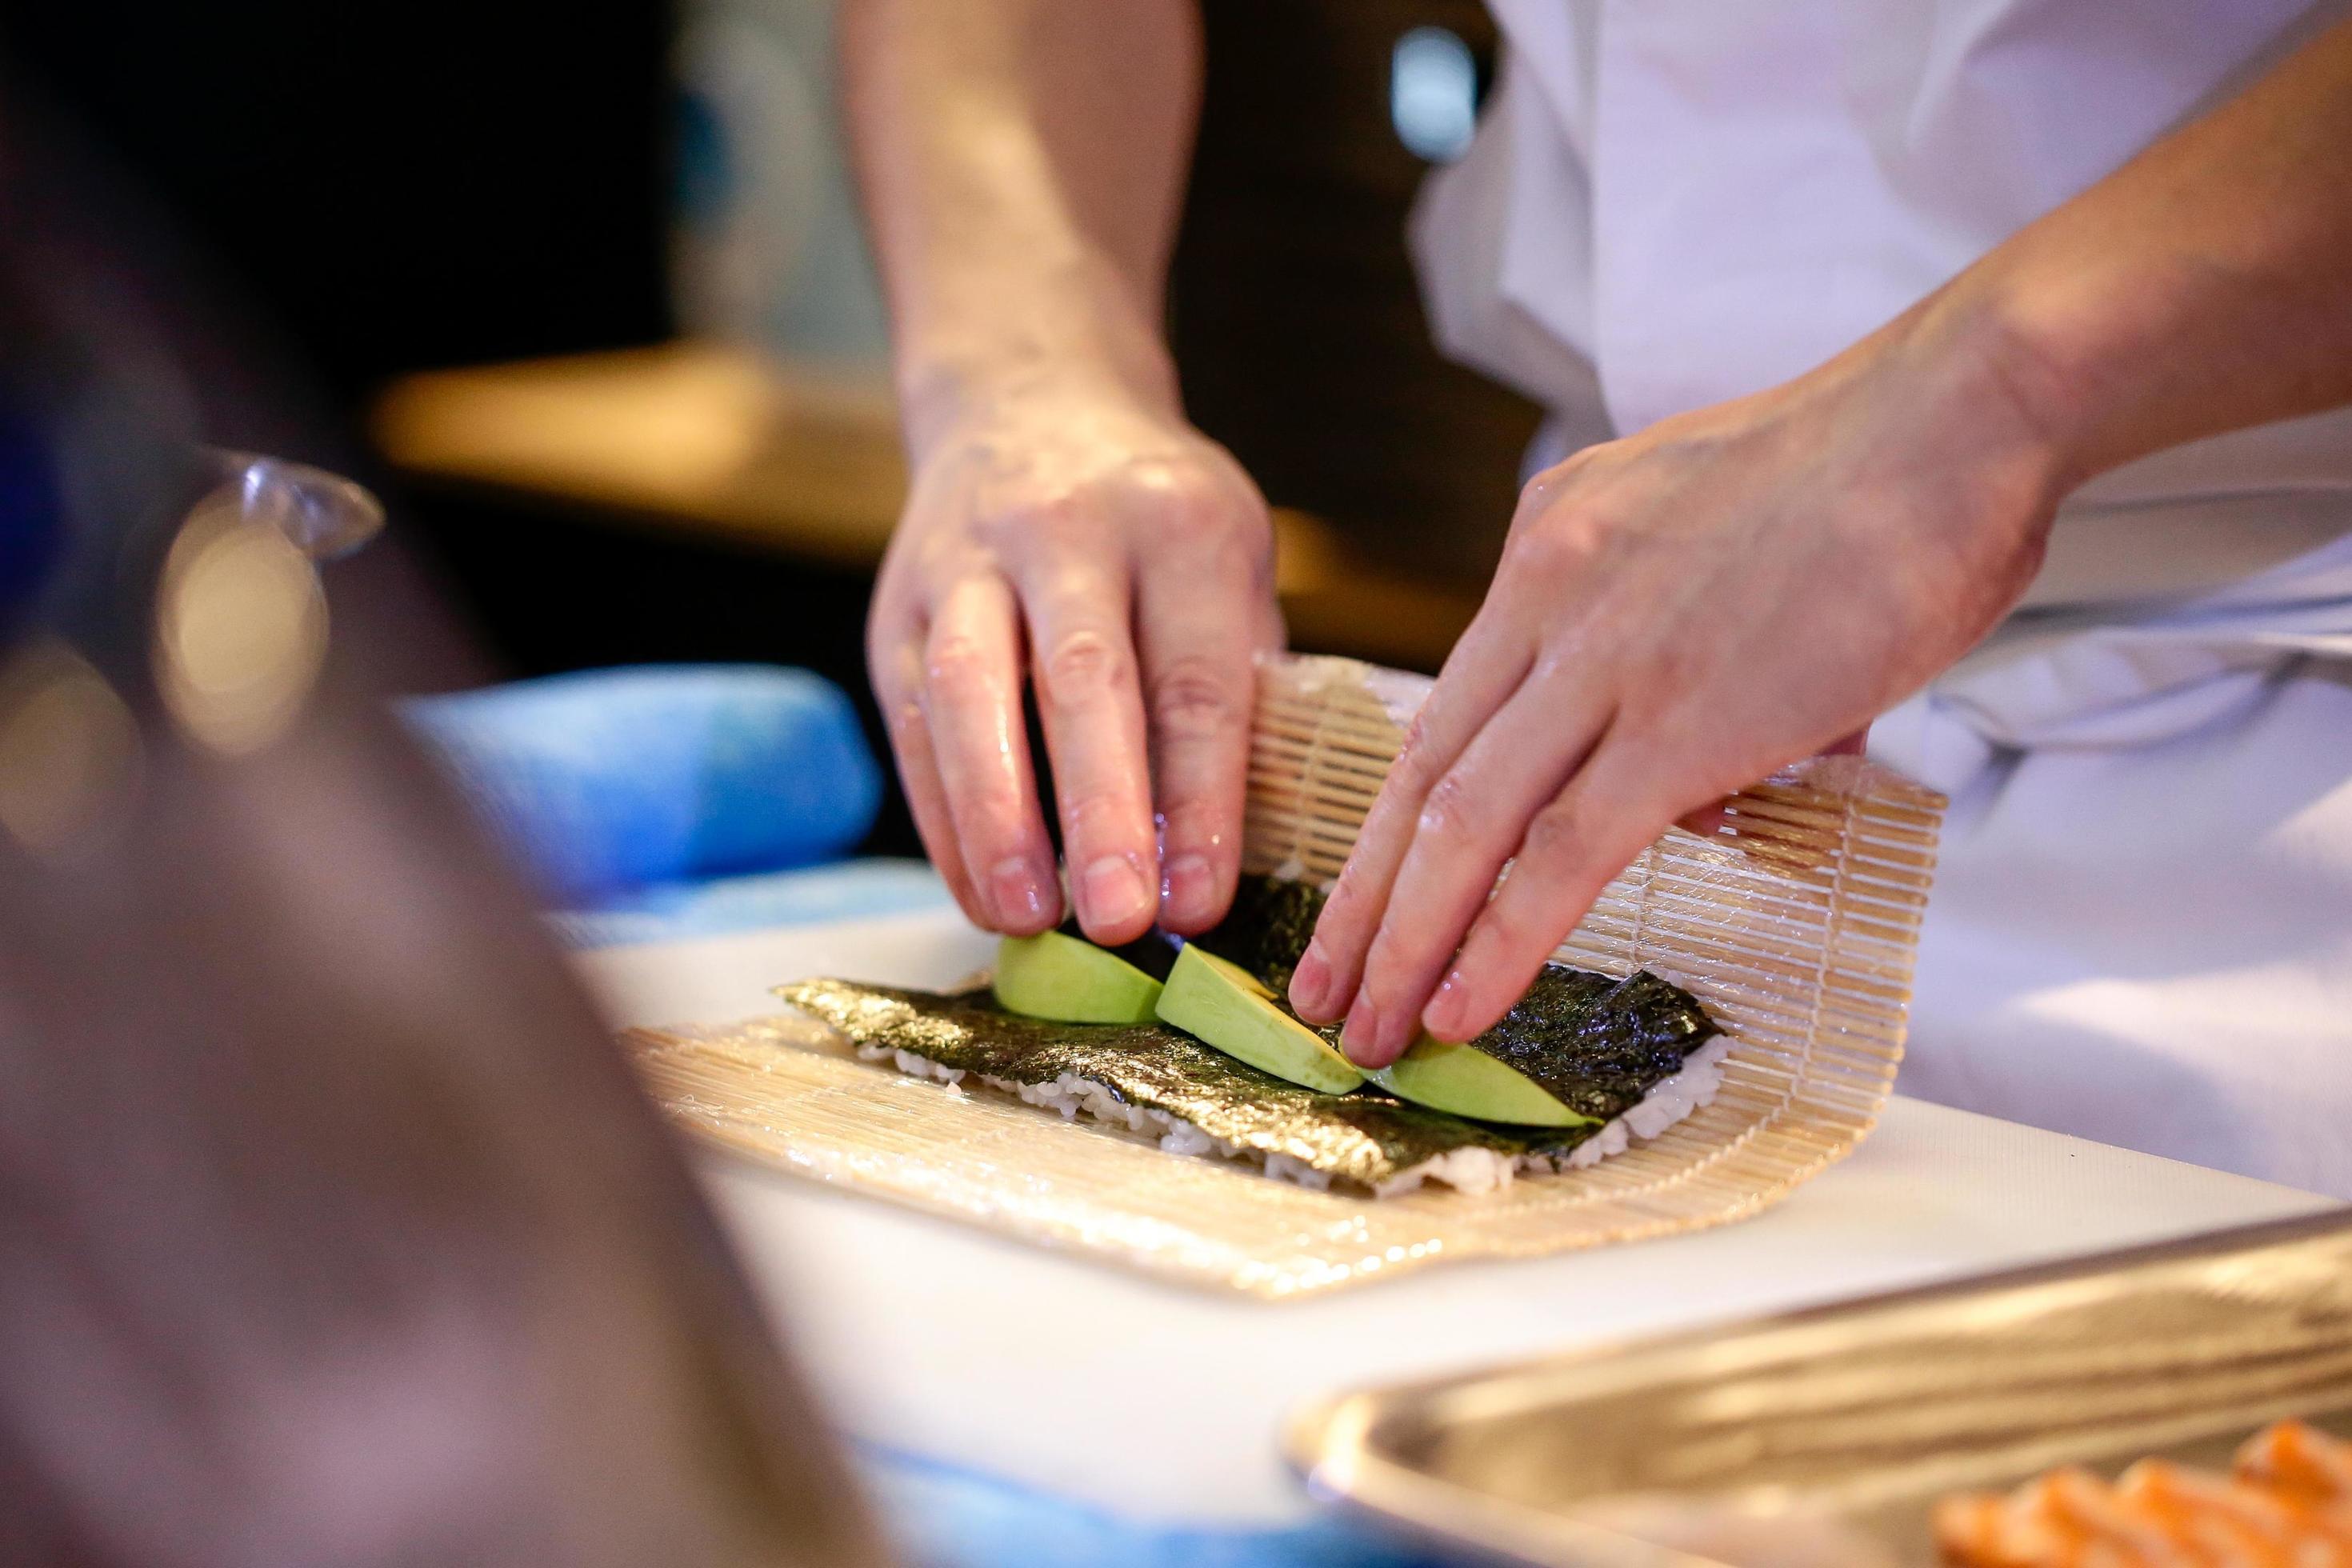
<box><xmin>623</xmin><ymin>653</ymin><xmax>1946</xmax><ymax>1298</ymax></box>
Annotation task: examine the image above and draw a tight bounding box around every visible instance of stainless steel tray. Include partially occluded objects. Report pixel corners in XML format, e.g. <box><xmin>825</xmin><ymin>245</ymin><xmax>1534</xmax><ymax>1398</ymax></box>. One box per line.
<box><xmin>1287</xmin><ymin>1210</ymin><xmax>2352</xmax><ymax>1566</ymax></box>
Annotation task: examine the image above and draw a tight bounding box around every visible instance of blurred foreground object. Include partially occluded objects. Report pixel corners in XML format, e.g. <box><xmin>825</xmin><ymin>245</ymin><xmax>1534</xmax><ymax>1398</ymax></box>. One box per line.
<box><xmin>0</xmin><ymin>110</ymin><xmax>890</xmax><ymax>1568</ymax></box>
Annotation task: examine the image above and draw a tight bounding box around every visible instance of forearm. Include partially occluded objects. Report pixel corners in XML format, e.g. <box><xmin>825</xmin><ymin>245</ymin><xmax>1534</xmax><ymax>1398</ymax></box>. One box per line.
<box><xmin>1932</xmin><ymin>14</ymin><xmax>2352</xmax><ymax>493</ymax></box>
<box><xmin>838</xmin><ymin>0</ymin><xmax>1202</xmax><ymax>449</ymax></box>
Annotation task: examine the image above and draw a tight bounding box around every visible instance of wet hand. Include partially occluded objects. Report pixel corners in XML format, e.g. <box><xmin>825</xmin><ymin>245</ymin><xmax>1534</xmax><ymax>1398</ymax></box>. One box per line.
<box><xmin>869</xmin><ymin>381</ymin><xmax>1282</xmax><ymax>945</ymax></box>
<box><xmin>1286</xmin><ymin>315</ymin><xmax>2066</xmax><ymax>1063</ymax></box>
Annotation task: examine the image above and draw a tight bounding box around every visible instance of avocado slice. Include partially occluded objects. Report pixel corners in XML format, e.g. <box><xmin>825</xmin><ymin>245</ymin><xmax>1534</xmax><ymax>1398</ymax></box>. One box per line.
<box><xmin>1369</xmin><ymin>1036</ymin><xmax>1599</xmax><ymax>1126</ymax></box>
<box><xmin>993</xmin><ymin>930</ymin><xmax>1164</xmax><ymax>1024</ymax></box>
<box><xmin>1154</xmin><ymin>944</ymin><xmax>1365</xmax><ymax>1094</ymax></box>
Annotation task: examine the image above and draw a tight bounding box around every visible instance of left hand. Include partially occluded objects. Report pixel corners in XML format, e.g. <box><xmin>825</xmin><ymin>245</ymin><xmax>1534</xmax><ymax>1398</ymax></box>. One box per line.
<box><xmin>1286</xmin><ymin>307</ymin><xmax>2069</xmax><ymax>1065</ymax></box>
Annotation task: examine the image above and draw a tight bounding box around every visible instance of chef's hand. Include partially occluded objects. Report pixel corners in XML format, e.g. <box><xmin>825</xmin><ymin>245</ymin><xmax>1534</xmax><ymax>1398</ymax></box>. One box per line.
<box><xmin>1287</xmin><ymin>312</ymin><xmax>2066</xmax><ymax>1063</ymax></box>
<box><xmin>869</xmin><ymin>379</ymin><xmax>1282</xmax><ymax>945</ymax></box>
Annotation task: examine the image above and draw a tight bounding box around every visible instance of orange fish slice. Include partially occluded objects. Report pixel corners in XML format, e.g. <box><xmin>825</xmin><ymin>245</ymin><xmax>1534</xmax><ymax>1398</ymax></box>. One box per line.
<box><xmin>2029</xmin><ymin>1467</ymin><xmax>2199</xmax><ymax>1566</ymax></box>
<box><xmin>1938</xmin><ymin>1470</ymin><xmax>2186</xmax><ymax>1568</ymax></box>
<box><xmin>2238</xmin><ymin>1423</ymin><xmax>2352</xmax><ymax>1508</ymax></box>
<box><xmin>1936</xmin><ymin>1491</ymin><xmax>2033</xmax><ymax>1566</ymax></box>
<box><xmin>2115</xmin><ymin>1458</ymin><xmax>2336</xmax><ymax>1567</ymax></box>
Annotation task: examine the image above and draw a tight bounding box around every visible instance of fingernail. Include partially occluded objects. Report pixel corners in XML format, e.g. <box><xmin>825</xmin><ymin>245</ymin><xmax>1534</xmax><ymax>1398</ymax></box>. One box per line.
<box><xmin>1422</xmin><ymin>970</ymin><xmax>1470</xmax><ymax>1041</ymax></box>
<box><xmin>1161</xmin><ymin>853</ymin><xmax>1215</xmax><ymax>924</ymax></box>
<box><xmin>990</xmin><ymin>857</ymin><xmax>1049</xmax><ymax>928</ymax></box>
<box><xmin>1081</xmin><ymin>854</ymin><xmax>1152</xmax><ymax>930</ymax></box>
<box><xmin>1341</xmin><ymin>990</ymin><xmax>1381</xmax><ymax>1065</ymax></box>
<box><xmin>1290</xmin><ymin>942</ymin><xmax>1334</xmax><ymax>1018</ymax></box>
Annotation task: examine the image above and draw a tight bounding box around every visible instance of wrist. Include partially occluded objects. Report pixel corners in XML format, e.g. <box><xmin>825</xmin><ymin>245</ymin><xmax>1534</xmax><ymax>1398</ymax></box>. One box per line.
<box><xmin>894</xmin><ymin>261</ymin><xmax>1181</xmax><ymax>458</ymax></box>
<box><xmin>900</xmin><ymin>349</ymin><xmax>1174</xmax><ymax>459</ymax></box>
<box><xmin>1911</xmin><ymin>243</ymin><xmax>2187</xmax><ymax>504</ymax></box>
<box><xmin>1902</xmin><ymin>269</ymin><xmax>2101</xmax><ymax>507</ymax></box>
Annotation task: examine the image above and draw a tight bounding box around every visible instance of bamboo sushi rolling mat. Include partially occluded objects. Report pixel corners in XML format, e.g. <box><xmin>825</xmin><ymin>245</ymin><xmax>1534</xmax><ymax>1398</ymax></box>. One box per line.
<box><xmin>624</xmin><ymin>654</ymin><xmax>1946</xmax><ymax>1299</ymax></box>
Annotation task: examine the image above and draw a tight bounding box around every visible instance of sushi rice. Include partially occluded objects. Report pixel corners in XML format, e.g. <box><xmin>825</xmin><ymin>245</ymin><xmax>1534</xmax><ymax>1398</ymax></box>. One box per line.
<box><xmin>856</xmin><ymin>1033</ymin><xmax>1732</xmax><ymax>1197</ymax></box>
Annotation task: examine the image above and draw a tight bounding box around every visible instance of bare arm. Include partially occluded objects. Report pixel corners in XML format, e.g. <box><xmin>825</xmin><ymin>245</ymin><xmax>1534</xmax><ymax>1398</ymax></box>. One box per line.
<box><xmin>1957</xmin><ymin>13</ymin><xmax>2352</xmax><ymax>485</ymax></box>
<box><xmin>842</xmin><ymin>0</ymin><xmax>1196</xmax><ymax>444</ymax></box>
<box><xmin>1294</xmin><ymin>16</ymin><xmax>2352</xmax><ymax>1060</ymax></box>
<box><xmin>843</xmin><ymin>0</ymin><xmax>1280</xmax><ymax>943</ymax></box>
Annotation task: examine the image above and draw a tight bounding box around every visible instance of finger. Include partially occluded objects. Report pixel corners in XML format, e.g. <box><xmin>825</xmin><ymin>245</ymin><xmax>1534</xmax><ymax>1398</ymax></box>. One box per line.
<box><xmin>1337</xmin><ymin>673</ymin><xmax>1614</xmax><ymax>1068</ymax></box>
<box><xmin>1421</xmin><ymin>726</ymin><xmax>1683</xmax><ymax>1043</ymax></box>
<box><xmin>921</xmin><ymin>573</ymin><xmax>1061</xmax><ymax>934</ymax></box>
<box><xmin>1674</xmin><ymin>724</ymin><xmax>1870</xmax><ymax>837</ymax></box>
<box><xmin>1674</xmin><ymin>799</ymin><xmax>1735</xmax><ymax>838</ymax></box>
<box><xmin>870</xmin><ymin>608</ymin><xmax>989</xmax><ymax>926</ymax></box>
<box><xmin>1020</xmin><ymin>563</ymin><xmax>1160</xmax><ymax>944</ymax></box>
<box><xmin>1288</xmin><ymin>609</ymin><xmax>1535</xmax><ymax>1023</ymax></box>
<box><xmin>1135</xmin><ymin>554</ymin><xmax>1265</xmax><ymax>934</ymax></box>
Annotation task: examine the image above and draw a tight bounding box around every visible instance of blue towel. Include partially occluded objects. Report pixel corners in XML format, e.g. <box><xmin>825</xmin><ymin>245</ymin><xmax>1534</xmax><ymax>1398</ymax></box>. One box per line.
<box><xmin>550</xmin><ymin>859</ymin><xmax>956</xmax><ymax>948</ymax></box>
<box><xmin>404</xmin><ymin>665</ymin><xmax>881</xmax><ymax>902</ymax></box>
<box><xmin>860</xmin><ymin>1448</ymin><xmax>1456</xmax><ymax>1568</ymax></box>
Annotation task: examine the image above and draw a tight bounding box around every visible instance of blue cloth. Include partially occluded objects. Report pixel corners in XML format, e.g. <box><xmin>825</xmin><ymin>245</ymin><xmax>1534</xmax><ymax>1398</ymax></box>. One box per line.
<box><xmin>552</xmin><ymin>858</ymin><xmax>955</xmax><ymax>948</ymax></box>
<box><xmin>859</xmin><ymin>1448</ymin><xmax>1456</xmax><ymax>1568</ymax></box>
<box><xmin>404</xmin><ymin>665</ymin><xmax>881</xmax><ymax>902</ymax></box>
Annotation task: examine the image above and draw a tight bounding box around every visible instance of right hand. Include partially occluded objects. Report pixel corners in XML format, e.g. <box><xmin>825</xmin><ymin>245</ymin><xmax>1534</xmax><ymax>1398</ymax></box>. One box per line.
<box><xmin>869</xmin><ymin>378</ymin><xmax>1282</xmax><ymax>945</ymax></box>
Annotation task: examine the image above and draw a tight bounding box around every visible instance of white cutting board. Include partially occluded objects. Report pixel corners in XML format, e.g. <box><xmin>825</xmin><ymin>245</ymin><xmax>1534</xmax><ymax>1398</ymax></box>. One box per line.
<box><xmin>578</xmin><ymin>909</ymin><xmax>2338</xmax><ymax>1526</ymax></box>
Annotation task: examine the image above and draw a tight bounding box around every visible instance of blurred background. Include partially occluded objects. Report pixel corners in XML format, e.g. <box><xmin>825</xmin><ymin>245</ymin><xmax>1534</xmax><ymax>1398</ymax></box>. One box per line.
<box><xmin>9</xmin><ymin>0</ymin><xmax>1540</xmax><ymax>859</ymax></box>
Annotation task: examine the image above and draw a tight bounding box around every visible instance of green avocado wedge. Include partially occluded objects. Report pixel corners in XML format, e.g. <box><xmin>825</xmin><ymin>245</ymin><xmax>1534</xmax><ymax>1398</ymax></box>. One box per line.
<box><xmin>1370</xmin><ymin>1037</ymin><xmax>1600</xmax><ymax>1128</ymax></box>
<box><xmin>992</xmin><ymin>930</ymin><xmax>1164</xmax><ymax>1024</ymax></box>
<box><xmin>1154</xmin><ymin>944</ymin><xmax>1366</xmax><ymax>1094</ymax></box>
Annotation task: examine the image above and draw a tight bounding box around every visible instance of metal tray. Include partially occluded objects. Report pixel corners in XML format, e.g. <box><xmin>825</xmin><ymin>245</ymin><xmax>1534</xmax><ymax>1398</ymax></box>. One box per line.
<box><xmin>1287</xmin><ymin>1210</ymin><xmax>2352</xmax><ymax>1566</ymax></box>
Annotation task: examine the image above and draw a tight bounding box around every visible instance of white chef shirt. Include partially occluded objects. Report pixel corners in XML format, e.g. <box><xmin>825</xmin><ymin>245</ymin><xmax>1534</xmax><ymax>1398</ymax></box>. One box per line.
<box><xmin>1408</xmin><ymin>2</ymin><xmax>2352</xmax><ymax>1196</ymax></box>
<box><xmin>1413</xmin><ymin>0</ymin><xmax>2352</xmax><ymax>614</ymax></box>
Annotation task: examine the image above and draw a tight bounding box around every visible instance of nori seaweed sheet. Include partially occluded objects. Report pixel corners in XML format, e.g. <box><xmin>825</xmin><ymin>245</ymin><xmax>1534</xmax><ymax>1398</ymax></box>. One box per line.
<box><xmin>1197</xmin><ymin>876</ymin><xmax>1718</xmax><ymax>1122</ymax></box>
<box><xmin>1191</xmin><ymin>874</ymin><xmax>1326</xmax><ymax>994</ymax></box>
<box><xmin>782</xmin><ymin>878</ymin><xmax>1721</xmax><ymax>1186</ymax></box>
<box><xmin>1050</xmin><ymin>918</ymin><xmax>1181</xmax><ymax>982</ymax></box>
<box><xmin>781</xmin><ymin>978</ymin><xmax>1598</xmax><ymax>1188</ymax></box>
<box><xmin>1476</xmin><ymin>967</ymin><xmax>1717</xmax><ymax>1120</ymax></box>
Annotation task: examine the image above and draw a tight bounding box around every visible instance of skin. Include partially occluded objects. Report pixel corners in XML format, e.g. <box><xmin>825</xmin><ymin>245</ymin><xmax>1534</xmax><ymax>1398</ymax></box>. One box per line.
<box><xmin>843</xmin><ymin>0</ymin><xmax>1280</xmax><ymax>946</ymax></box>
<box><xmin>1298</xmin><ymin>14</ymin><xmax>2352</xmax><ymax>1064</ymax></box>
<box><xmin>843</xmin><ymin>3</ymin><xmax>2352</xmax><ymax>1060</ymax></box>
